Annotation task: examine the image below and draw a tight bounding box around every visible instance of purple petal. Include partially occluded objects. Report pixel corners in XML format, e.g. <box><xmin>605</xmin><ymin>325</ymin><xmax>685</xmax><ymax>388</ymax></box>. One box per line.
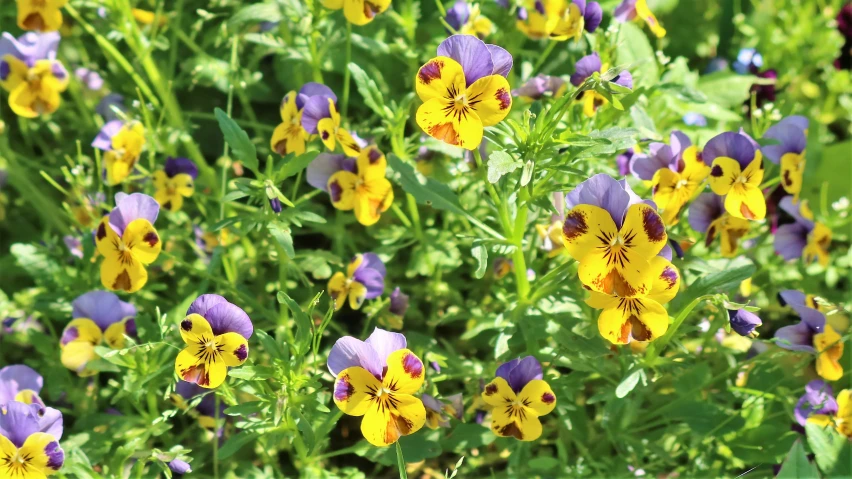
<box><xmin>630</xmin><ymin>152</ymin><xmax>670</xmax><ymax>181</ymax></box>
<box><xmin>186</xmin><ymin>294</ymin><xmax>228</xmax><ymax>318</ymax></box>
<box><xmin>96</xmin><ymin>94</ymin><xmax>126</xmax><ymax>121</ymax></box>
<box><xmin>611</xmin><ymin>70</ymin><xmax>633</xmax><ymax>89</ymax></box>
<box><xmin>109</xmin><ymin>193</ymin><xmax>160</xmax><ymax>236</ymax></box>
<box><xmin>703</xmin><ymin>131</ymin><xmax>759</xmax><ymax>170</ymax></box>
<box><xmin>570</xmin><ymin>53</ymin><xmax>602</xmax><ymax>86</ymax></box>
<box><xmin>571</xmin><ymin>173</ymin><xmax>631</xmax><ymax>228</ymax></box>
<box><xmin>169</xmin><ymin>460</ymin><xmax>192</xmax><ymax>474</ymax></box>
<box><xmin>495</xmin><ymin>358</ymin><xmax>520</xmax><ymax>383</ymax></box>
<box><xmin>44</xmin><ymin>439</ymin><xmax>64</xmax><ymax>470</ymax></box>
<box><xmin>779</xmin><ymin>196</ymin><xmax>814</xmax><ymax>229</ymax></box>
<box><xmin>0</xmin><ymin>32</ymin><xmax>60</xmax><ymax>67</ymax></box>
<box><xmin>73</xmin><ymin>291</ymin><xmax>136</xmax><ymax>331</ymax></box>
<box><xmin>364</xmin><ymin>327</ymin><xmax>407</xmax><ymax>366</ymax></box>
<box><xmin>774</xmin><ymin>223</ymin><xmax>808</xmax><ymax>261</ymax></box>
<box><xmin>613</xmin><ymin>0</ymin><xmax>637</xmax><ymax>22</ymax></box>
<box><xmin>507</xmin><ymin>356</ymin><xmax>543</xmax><ymax>393</ymax></box>
<box><xmin>357</xmin><ymin>253</ymin><xmax>387</xmax><ymax>278</ymax></box>
<box><xmin>421</xmin><ymin>393</ymin><xmax>444</xmax><ymax>413</ymax></box>
<box><xmin>658</xmin><ymin>244</ymin><xmax>673</xmax><ymax>261</ymax></box>
<box><xmin>513</xmin><ymin>75</ymin><xmax>548</xmax><ymax>99</ymax></box>
<box><xmin>301</xmin><ymin>96</ymin><xmax>332</xmax><ymax>135</ymax></box>
<box><xmin>203</xmin><ymin>302</ymin><xmax>253</xmax><ymax>339</ymax></box>
<box><xmin>774</xmin><ymin>321</ymin><xmax>816</xmax><ymax>353</ymax></box>
<box><xmin>583</xmin><ymin>1</ymin><xmax>603</xmax><ymax>32</ymax></box>
<box><xmin>92</xmin><ymin>120</ymin><xmax>124</xmax><ymax>151</ymax></box>
<box><xmin>729</xmin><ymin>309</ymin><xmax>762</xmax><ymax>337</ymax></box>
<box><xmin>778</xmin><ymin>290</ymin><xmax>807</xmax><ymax>309</ymax></box>
<box><xmin>37</xmin><ymin>406</ymin><xmax>63</xmax><ymax>440</ymax></box>
<box><xmin>389</xmin><ymin>287</ymin><xmax>409</xmax><ymax>317</ymax></box>
<box><xmin>306</xmin><ymin>153</ymin><xmax>350</xmax><ymax>192</ymax></box>
<box><xmin>437</xmin><ymin>35</ymin><xmax>494</xmax><ymax>86</ymax></box>
<box><xmin>687</xmin><ymin>193</ymin><xmax>724</xmax><ymax>233</ymax></box>
<box><xmin>794</xmin><ymin>380</ymin><xmax>838</xmax><ymax>426</ymax></box>
<box><xmin>327</xmin><ymin>336</ymin><xmax>384</xmax><ymax>378</ymax></box>
<box><xmin>0</xmin><ymin>401</ymin><xmax>40</xmax><ymax>448</ymax></box>
<box><xmin>762</xmin><ymin>123</ymin><xmax>807</xmax><ymax>164</ymax></box>
<box><xmin>487</xmin><ymin>44</ymin><xmax>513</xmax><ymax>78</ymax></box>
<box><xmin>669</xmin><ymin>131</ymin><xmax>692</xmax><ymax>157</ymax></box>
<box><xmin>0</xmin><ymin>365</ymin><xmax>43</xmax><ymax>405</ymax></box>
<box><xmin>445</xmin><ymin>0</ymin><xmax>470</xmax><ymax>31</ymax></box>
<box><xmin>164</xmin><ymin>157</ymin><xmax>199</xmax><ymax>179</ymax></box>
<box><xmin>297</xmin><ymin>82</ymin><xmax>336</xmax><ymax>109</ymax></box>
<box><xmin>353</xmin><ymin>267</ymin><xmax>385</xmax><ymax>299</ymax></box>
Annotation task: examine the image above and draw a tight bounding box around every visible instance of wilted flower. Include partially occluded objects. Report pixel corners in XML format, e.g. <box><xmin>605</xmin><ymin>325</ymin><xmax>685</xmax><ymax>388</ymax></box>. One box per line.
<box><xmin>705</xmin><ymin>130</ymin><xmax>766</xmax><ymax>220</ymax></box>
<box><xmin>775</xmin><ymin>290</ymin><xmax>843</xmax><ymax>381</ymax></box>
<box><xmin>60</xmin><ymin>291</ymin><xmax>137</xmax><ymax>376</ymax></box>
<box><xmin>94</xmin><ymin>193</ymin><xmax>162</xmax><ymax>293</ymax></box>
<box><xmin>422</xmin><ymin>393</ymin><xmax>464</xmax><ymax>428</ymax></box>
<box><xmin>807</xmin><ymin>389</ymin><xmax>852</xmax><ymax>438</ymax></box>
<box><xmin>328</xmin><ymin>328</ymin><xmax>426</xmax><ymax>447</ymax></box>
<box><xmin>688</xmin><ymin>192</ymin><xmax>750</xmax><ymax>258</ymax></box>
<box><xmin>512</xmin><ymin>74</ymin><xmax>566</xmax><ymax>100</ymax></box>
<box><xmin>74</xmin><ymin>67</ymin><xmax>104</xmax><ymax>91</ymax></box>
<box><xmin>328</xmin><ymin>253</ymin><xmax>386</xmax><ymax>310</ymax></box>
<box><xmin>613</xmin><ymin>0</ymin><xmax>666</xmax><ymax>38</ymax></box>
<box><xmin>389</xmin><ymin>287</ymin><xmax>409</xmax><ymax>317</ymax></box>
<box><xmin>16</xmin><ymin>0</ymin><xmax>68</xmax><ymax>32</ymax></box>
<box><xmin>92</xmin><ymin>120</ymin><xmax>146</xmax><ymax>185</ymax></box>
<box><xmin>762</xmin><ymin>116</ymin><xmax>808</xmax><ymax>203</ymax></box>
<box><xmin>482</xmin><ymin>357</ymin><xmax>556</xmax><ymax>441</ymax></box>
<box><xmin>154</xmin><ymin>157</ymin><xmax>198</xmax><ymax>212</ymax></box>
<box><xmin>0</xmin><ymin>31</ymin><xmax>69</xmax><ymax>117</ymax></box>
<box><xmin>168</xmin><ymin>459</ymin><xmax>192</xmax><ymax>475</ymax></box>
<box><xmin>0</xmin><ymin>402</ymin><xmax>65</xmax><ymax>477</ymax></box>
<box><xmin>561</xmin><ymin>174</ymin><xmax>668</xmax><ymax>298</ymax></box>
<box><xmin>446</xmin><ymin>1</ymin><xmax>493</xmax><ymax>38</ymax></box>
<box><xmin>728</xmin><ymin>309</ymin><xmax>762</xmax><ymax>337</ymax></box>
<box><xmin>535</xmin><ymin>192</ymin><xmax>565</xmax><ymax>257</ymax></box>
<box><xmin>0</xmin><ymin>365</ymin><xmax>44</xmax><ymax>406</ymax></box>
<box><xmin>570</xmin><ymin>53</ymin><xmax>633</xmax><ymax>117</ymax></box>
<box><xmin>795</xmin><ymin>380</ymin><xmax>838</xmax><ymax>427</ymax></box>
<box><xmin>321</xmin><ymin>0</ymin><xmax>390</xmax><ymax>25</ymax></box>
<box><xmin>775</xmin><ymin>197</ymin><xmax>831</xmax><ymax>266</ymax></box>
<box><xmin>415</xmin><ymin>35</ymin><xmax>512</xmax><ymax>150</ymax></box>
<box><xmin>175</xmin><ymin>295</ymin><xmax>252</xmax><ymax>389</ymax></box>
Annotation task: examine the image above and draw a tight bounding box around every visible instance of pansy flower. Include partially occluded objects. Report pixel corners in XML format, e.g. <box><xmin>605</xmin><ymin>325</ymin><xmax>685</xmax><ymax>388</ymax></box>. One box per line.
<box><xmin>328</xmin><ymin>253</ymin><xmax>386</xmax><ymax>310</ymax></box>
<box><xmin>172</xmin><ymin>380</ymin><xmax>226</xmax><ymax>431</ymax></box>
<box><xmin>0</xmin><ymin>402</ymin><xmax>64</xmax><ymax>477</ymax></box>
<box><xmin>74</xmin><ymin>67</ymin><xmax>104</xmax><ymax>91</ymax></box>
<box><xmin>561</xmin><ymin>174</ymin><xmax>668</xmax><ymax>298</ymax></box>
<box><xmin>301</xmin><ymin>96</ymin><xmax>360</xmax><ymax>157</ymax></box>
<box><xmin>0</xmin><ymin>365</ymin><xmax>44</xmax><ymax>407</ymax></box>
<box><xmin>585</xmin><ymin>256</ymin><xmax>680</xmax><ymax>344</ymax></box>
<box><xmin>683</xmin><ymin>112</ymin><xmax>707</xmax><ymax>127</ymax></box>
<box><xmin>92</xmin><ymin>120</ymin><xmax>147</xmax><ymax>185</ymax></box>
<box><xmin>328</xmin><ymin>328</ymin><xmax>426</xmax><ymax>447</ymax></box>
<box><xmin>762</xmin><ymin>116</ymin><xmax>808</xmax><ymax>204</ymax></box>
<box><xmin>613</xmin><ymin>0</ymin><xmax>666</xmax><ymax>38</ymax></box>
<box><xmin>516</xmin><ymin>0</ymin><xmax>601</xmax><ymax>40</ymax></box>
<box><xmin>320</xmin><ymin>0</ymin><xmax>390</xmax><ymax>25</ymax></box>
<box><xmin>94</xmin><ymin>193</ymin><xmax>162</xmax><ymax>293</ymax></box>
<box><xmin>775</xmin><ymin>290</ymin><xmax>844</xmax><ymax>381</ymax></box>
<box><xmin>16</xmin><ymin>0</ymin><xmax>68</xmax><ymax>32</ymax></box>
<box><xmin>535</xmin><ymin>192</ymin><xmax>566</xmax><ymax>257</ymax></box>
<box><xmin>775</xmin><ymin>197</ymin><xmax>831</xmax><ymax>266</ymax></box>
<box><xmin>512</xmin><ymin>74</ymin><xmax>566</xmax><ymax>100</ymax></box>
<box><xmin>60</xmin><ymin>291</ymin><xmax>137</xmax><ymax>376</ymax></box>
<box><xmin>570</xmin><ymin>53</ymin><xmax>633</xmax><ymax>117</ymax></box>
<box><xmin>616</xmin><ymin>147</ymin><xmax>640</xmax><ymax>176</ymax></box>
<box><xmin>446</xmin><ymin>1</ymin><xmax>494</xmax><ymax>38</ymax></box>
<box><xmin>271</xmin><ymin>86</ymin><xmax>319</xmax><ymax>156</ymax></box>
<box><xmin>729</xmin><ymin>308</ymin><xmax>762</xmax><ymax>338</ymax></box>
<box><xmin>154</xmin><ymin>157</ymin><xmax>198</xmax><ymax>212</ymax></box>
<box><xmin>706</xmin><ymin>130</ymin><xmax>766</xmax><ymax>220</ymax></box>
<box><xmin>482</xmin><ymin>356</ymin><xmax>556</xmax><ymax>441</ymax></box>
<box><xmin>795</xmin><ymin>380</ymin><xmax>838</xmax><ymax>427</ymax></box>
<box><xmin>422</xmin><ymin>393</ymin><xmax>464</xmax><ymax>429</ymax></box>
<box><xmin>175</xmin><ymin>294</ymin><xmax>252</xmax><ymax>389</ymax></box>
<box><xmin>687</xmin><ymin>193</ymin><xmax>750</xmax><ymax>258</ymax></box>
<box><xmin>415</xmin><ymin>35</ymin><xmax>513</xmax><ymax>150</ymax></box>
<box><xmin>0</xmin><ymin>31</ymin><xmax>68</xmax><ymax>118</ymax></box>
<box><xmin>808</xmin><ymin>389</ymin><xmax>852</xmax><ymax>438</ymax></box>
<box><xmin>389</xmin><ymin>287</ymin><xmax>409</xmax><ymax>317</ymax></box>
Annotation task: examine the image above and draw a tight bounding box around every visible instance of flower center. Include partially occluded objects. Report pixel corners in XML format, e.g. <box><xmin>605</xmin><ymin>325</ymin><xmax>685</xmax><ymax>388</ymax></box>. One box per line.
<box><xmin>375</xmin><ymin>387</ymin><xmax>392</xmax><ymax>398</ymax></box>
<box><xmin>610</xmin><ymin>234</ymin><xmax>625</xmax><ymax>247</ymax></box>
<box><xmin>675</xmin><ymin>178</ymin><xmax>689</xmax><ymax>189</ymax></box>
<box><xmin>735</xmin><ymin>174</ymin><xmax>749</xmax><ymax>185</ymax></box>
<box><xmin>453</xmin><ymin>93</ymin><xmax>467</xmax><ymax>108</ymax></box>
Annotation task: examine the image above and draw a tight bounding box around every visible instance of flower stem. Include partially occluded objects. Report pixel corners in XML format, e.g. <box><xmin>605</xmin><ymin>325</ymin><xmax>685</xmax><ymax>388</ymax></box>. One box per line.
<box><xmin>511</xmin><ymin>187</ymin><xmax>531</xmax><ymax>301</ymax></box>
<box><xmin>395</xmin><ymin>441</ymin><xmax>408</xmax><ymax>479</ymax></box>
<box><xmin>342</xmin><ymin>22</ymin><xmax>352</xmax><ymax>117</ymax></box>
<box><xmin>532</xmin><ymin>41</ymin><xmax>557</xmax><ymax>75</ymax></box>
<box><xmin>213</xmin><ymin>393</ymin><xmax>220</xmax><ymax>479</ymax></box>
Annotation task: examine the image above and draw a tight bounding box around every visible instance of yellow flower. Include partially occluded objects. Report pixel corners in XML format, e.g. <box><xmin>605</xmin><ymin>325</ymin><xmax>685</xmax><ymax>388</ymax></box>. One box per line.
<box><xmin>153</xmin><ymin>158</ymin><xmax>198</xmax><ymax>212</ymax></box>
<box><xmin>516</xmin><ymin>0</ymin><xmax>562</xmax><ymax>39</ymax></box>
<box><xmin>333</xmin><ymin>349</ymin><xmax>427</xmax><ymax>447</ymax></box>
<box><xmin>327</xmin><ymin>253</ymin><xmax>386</xmax><ymax>310</ymax></box>
<box><xmin>327</xmin><ymin>147</ymin><xmax>394</xmax><ymax>226</ymax></box>
<box><xmin>808</xmin><ymin>389</ymin><xmax>852</xmax><ymax>438</ymax></box>
<box><xmin>634</xmin><ymin>0</ymin><xmax>666</xmax><ymax>38</ymax></box>
<box><xmin>459</xmin><ymin>4</ymin><xmax>494</xmax><ymax>38</ymax></box>
<box><xmin>175</xmin><ymin>314</ymin><xmax>249</xmax><ymax>389</ymax></box>
<box><xmin>2</xmin><ymin>58</ymin><xmax>68</xmax><ymax>118</ymax></box>
<box><xmin>813</xmin><ymin>325</ymin><xmax>843</xmax><ymax>381</ymax></box>
<box><xmin>482</xmin><ymin>377</ymin><xmax>556</xmax><ymax>441</ymax></box>
<box><xmin>132</xmin><ymin>8</ymin><xmax>168</xmax><ymax>26</ymax></box>
<box><xmin>803</xmin><ymin>222</ymin><xmax>831</xmax><ymax>267</ymax></box>
<box><xmin>271</xmin><ymin>91</ymin><xmax>308</xmax><ymax>156</ymax></box>
<box><xmin>586</xmin><ymin>257</ymin><xmax>681</xmax><ymax>344</ymax></box>
<box><xmin>780</xmin><ymin>150</ymin><xmax>805</xmax><ymax>204</ymax></box>
<box><xmin>535</xmin><ymin>220</ymin><xmax>565</xmax><ymax>257</ymax></box>
<box><xmin>102</xmin><ymin>122</ymin><xmax>147</xmax><ymax>186</ymax></box>
<box><xmin>651</xmin><ymin>146</ymin><xmax>710</xmax><ymax>225</ymax></box>
<box><xmin>321</xmin><ymin>0</ymin><xmax>391</xmax><ymax>25</ymax></box>
<box><xmin>315</xmin><ymin>98</ymin><xmax>361</xmax><ymax>157</ymax></box>
<box><xmin>17</xmin><ymin>0</ymin><xmax>68</xmax><ymax>32</ymax></box>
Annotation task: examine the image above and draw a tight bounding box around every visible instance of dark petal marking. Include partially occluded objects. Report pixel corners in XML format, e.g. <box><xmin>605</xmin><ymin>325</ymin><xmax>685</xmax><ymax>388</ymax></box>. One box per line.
<box><xmin>162</xmin><ymin>201</ymin><xmax>172</xmax><ymax>211</ymax></box>
<box><xmin>45</xmin><ymin>441</ymin><xmax>64</xmax><ymax>470</ymax></box>
<box><xmin>96</xmin><ymin>222</ymin><xmax>107</xmax><ymax>240</ymax></box>
<box><xmin>274</xmin><ymin>140</ymin><xmax>288</xmax><ymax>156</ymax></box>
<box><xmin>418</xmin><ymin>60</ymin><xmax>444</xmax><ymax>85</ymax></box>
<box><xmin>740</xmin><ymin>202</ymin><xmax>756</xmax><ymax>220</ymax></box>
<box><xmin>0</xmin><ymin>62</ymin><xmax>9</xmax><ymax>81</ymax></box>
<box><xmin>562</xmin><ymin>210</ymin><xmax>588</xmax><ymax>241</ymax></box>
<box><xmin>428</xmin><ymin>122</ymin><xmax>460</xmax><ymax>146</ymax></box>
<box><xmin>321</xmin><ymin>131</ymin><xmax>330</xmax><ymax>140</ymax></box>
<box><xmin>660</xmin><ymin>266</ymin><xmax>679</xmax><ymax>289</ymax></box>
<box><xmin>180</xmin><ymin>319</ymin><xmax>193</xmax><ymax>331</ymax></box>
<box><xmin>630</xmin><ymin>315</ymin><xmax>652</xmax><ymax>341</ymax></box>
<box><xmin>334</xmin><ymin>374</ymin><xmax>355</xmax><ymax>402</ymax></box>
<box><xmin>402</xmin><ymin>353</ymin><xmax>423</xmax><ymax>379</ymax></box>
<box><xmin>143</xmin><ymin>231</ymin><xmax>159</xmax><ymax>247</ymax></box>
<box><xmin>234</xmin><ymin>343</ymin><xmax>248</xmax><ymax>362</ymax></box>
<box><xmin>495</xmin><ymin>88</ymin><xmax>511</xmax><ymax>110</ymax></box>
<box><xmin>368</xmin><ymin>148</ymin><xmax>382</xmax><ymax>164</ymax></box>
<box><xmin>642</xmin><ymin>207</ymin><xmax>666</xmax><ymax>242</ymax></box>
<box><xmin>484</xmin><ymin>383</ymin><xmax>498</xmax><ymax>395</ymax></box>
<box><xmin>710</xmin><ymin>165</ymin><xmax>723</xmax><ymax>177</ymax></box>
<box><xmin>497</xmin><ymin>421</ymin><xmax>524</xmax><ymax>440</ymax></box>
<box><xmin>541</xmin><ymin>392</ymin><xmax>555</xmax><ymax>404</ymax></box>
<box><xmin>783</xmin><ymin>169</ymin><xmax>793</xmax><ymax>186</ymax></box>
<box><xmin>329</xmin><ymin>180</ymin><xmax>343</xmax><ymax>203</ymax></box>
<box><xmin>113</xmin><ymin>270</ymin><xmax>132</xmax><ymax>291</ymax></box>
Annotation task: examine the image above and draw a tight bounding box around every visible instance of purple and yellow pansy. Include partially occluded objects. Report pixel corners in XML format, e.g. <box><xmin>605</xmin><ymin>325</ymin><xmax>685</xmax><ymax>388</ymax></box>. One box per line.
<box><xmin>0</xmin><ymin>31</ymin><xmax>68</xmax><ymax>118</ymax></box>
<box><xmin>154</xmin><ymin>157</ymin><xmax>198</xmax><ymax>212</ymax></box>
<box><xmin>775</xmin><ymin>290</ymin><xmax>844</xmax><ymax>382</ymax></box>
<box><xmin>515</xmin><ymin>0</ymin><xmax>602</xmax><ymax>40</ymax></box>
<box><xmin>94</xmin><ymin>193</ymin><xmax>162</xmax><ymax>293</ymax></box>
<box><xmin>422</xmin><ymin>393</ymin><xmax>464</xmax><ymax>429</ymax></box>
<box><xmin>794</xmin><ymin>380</ymin><xmax>838</xmax><ymax>428</ymax></box>
<box><xmin>320</xmin><ymin>0</ymin><xmax>391</xmax><ymax>25</ymax></box>
<box><xmin>0</xmin><ymin>401</ymin><xmax>65</xmax><ymax>477</ymax></box>
<box><xmin>688</xmin><ymin>192</ymin><xmax>751</xmax><ymax>258</ymax></box>
<box><xmin>570</xmin><ymin>53</ymin><xmax>633</xmax><ymax>117</ymax></box>
<box><xmin>92</xmin><ymin>120</ymin><xmax>147</xmax><ymax>186</ymax></box>
<box><xmin>271</xmin><ymin>84</ymin><xmax>330</xmax><ymax>157</ymax></box>
<box><xmin>60</xmin><ymin>291</ymin><xmax>137</xmax><ymax>376</ymax></box>
<box><xmin>301</xmin><ymin>85</ymin><xmax>361</xmax><ymax>157</ymax></box>
<box><xmin>328</xmin><ymin>328</ymin><xmax>426</xmax><ymax>447</ymax></box>
<box><xmin>415</xmin><ymin>35</ymin><xmax>513</xmax><ymax>150</ymax></box>
<box><xmin>175</xmin><ymin>294</ymin><xmax>252</xmax><ymax>389</ymax></box>
<box><xmin>706</xmin><ymin>130</ymin><xmax>766</xmax><ymax>221</ymax></box>
<box><xmin>446</xmin><ymin>1</ymin><xmax>494</xmax><ymax>38</ymax></box>
<box><xmin>482</xmin><ymin>357</ymin><xmax>556</xmax><ymax>441</ymax></box>
<box><xmin>16</xmin><ymin>0</ymin><xmax>68</xmax><ymax>32</ymax></box>
<box><xmin>561</xmin><ymin>174</ymin><xmax>668</xmax><ymax>298</ymax></box>
<box><xmin>614</xmin><ymin>0</ymin><xmax>666</xmax><ymax>38</ymax></box>
<box><xmin>775</xmin><ymin>197</ymin><xmax>831</xmax><ymax>266</ymax></box>
<box><xmin>328</xmin><ymin>253</ymin><xmax>386</xmax><ymax>310</ymax></box>
<box><xmin>806</xmin><ymin>388</ymin><xmax>852</xmax><ymax>438</ymax></box>
<box><xmin>0</xmin><ymin>366</ymin><xmax>44</xmax><ymax>407</ymax></box>
<box><xmin>762</xmin><ymin>116</ymin><xmax>809</xmax><ymax>204</ymax></box>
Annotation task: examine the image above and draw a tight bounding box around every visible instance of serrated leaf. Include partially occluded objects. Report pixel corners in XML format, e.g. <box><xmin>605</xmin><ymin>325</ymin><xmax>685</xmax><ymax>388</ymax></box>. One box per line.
<box><xmin>387</xmin><ymin>154</ymin><xmax>465</xmax><ymax>216</ymax></box>
<box><xmin>268</xmin><ymin>222</ymin><xmax>295</xmax><ymax>258</ymax></box>
<box><xmin>215</xmin><ymin>108</ymin><xmax>258</xmax><ymax>172</ymax></box>
<box><xmin>486</xmin><ymin>151</ymin><xmax>522</xmax><ymax>183</ymax></box>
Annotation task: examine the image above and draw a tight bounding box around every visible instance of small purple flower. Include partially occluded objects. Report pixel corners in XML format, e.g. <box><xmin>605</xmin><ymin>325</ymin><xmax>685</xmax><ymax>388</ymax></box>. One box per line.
<box><xmin>0</xmin><ymin>365</ymin><xmax>44</xmax><ymax>407</ymax></box>
<box><xmin>728</xmin><ymin>309</ymin><xmax>762</xmax><ymax>337</ymax></box>
<box><xmin>168</xmin><ymin>459</ymin><xmax>192</xmax><ymax>475</ymax></box>
<box><xmin>163</xmin><ymin>157</ymin><xmax>199</xmax><ymax>180</ymax></box>
<box><xmin>389</xmin><ymin>287</ymin><xmax>409</xmax><ymax>317</ymax></box>
<box><xmin>327</xmin><ymin>327</ymin><xmax>407</xmax><ymax>380</ymax></box>
<box><xmin>74</xmin><ymin>67</ymin><xmax>104</xmax><ymax>91</ymax></box>
<box><xmin>512</xmin><ymin>74</ymin><xmax>565</xmax><ymax>100</ymax></box>
<box><xmin>794</xmin><ymin>380</ymin><xmax>837</xmax><ymax>427</ymax></box>
<box><xmin>732</xmin><ymin>48</ymin><xmax>763</xmax><ymax>75</ymax></box>
<box><xmin>494</xmin><ymin>356</ymin><xmax>542</xmax><ymax>393</ymax></box>
<box><xmin>269</xmin><ymin>197</ymin><xmax>282</xmax><ymax>214</ymax></box>
<box><xmin>430</xmin><ymin>361</ymin><xmax>441</xmax><ymax>373</ymax></box>
<box><xmin>629</xmin><ymin>130</ymin><xmax>692</xmax><ymax>181</ymax></box>
<box><xmin>445</xmin><ymin>0</ymin><xmax>470</xmax><ymax>31</ymax></box>
<box><xmin>683</xmin><ymin>112</ymin><xmax>707</xmax><ymax>127</ymax></box>
<box><xmin>63</xmin><ymin>235</ymin><xmax>83</xmax><ymax>259</ymax></box>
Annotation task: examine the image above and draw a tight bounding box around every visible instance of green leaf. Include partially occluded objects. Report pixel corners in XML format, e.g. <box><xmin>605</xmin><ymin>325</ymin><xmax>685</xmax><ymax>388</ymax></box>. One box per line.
<box><xmin>805</xmin><ymin>423</ymin><xmax>852</xmax><ymax>476</ymax></box>
<box><xmin>268</xmin><ymin>222</ymin><xmax>295</xmax><ymax>259</ymax></box>
<box><xmin>276</xmin><ymin>292</ymin><xmax>313</xmax><ymax>354</ymax></box>
<box><xmin>615</xmin><ymin>22</ymin><xmax>658</xmax><ymax>85</ymax></box>
<box><xmin>395</xmin><ymin>442</ymin><xmax>409</xmax><ymax>479</ymax></box>
<box><xmin>293</xmin><ymin>410</ymin><xmax>316</xmax><ymax>455</ymax></box>
<box><xmin>217</xmin><ymin>430</ymin><xmax>259</xmax><ymax>460</ymax></box>
<box><xmin>278</xmin><ymin>151</ymin><xmax>318</xmax><ymax>180</ymax></box>
<box><xmin>227</xmin><ymin>365</ymin><xmax>275</xmax><ymax>380</ymax></box>
<box><xmin>615</xmin><ymin>368</ymin><xmax>644</xmax><ymax>398</ymax></box>
<box><xmin>228</xmin><ymin>3</ymin><xmax>282</xmax><ymax>30</ymax></box>
<box><xmin>776</xmin><ymin>439</ymin><xmax>821</xmax><ymax>479</ymax></box>
<box><xmin>348</xmin><ymin>63</ymin><xmax>390</xmax><ymax>120</ymax></box>
<box><xmin>214</xmin><ymin>107</ymin><xmax>258</xmax><ymax>172</ymax></box>
<box><xmin>698</xmin><ymin>72</ymin><xmax>774</xmax><ymax>109</ymax></box>
<box><xmin>486</xmin><ymin>151</ymin><xmax>522</xmax><ymax>183</ymax></box>
<box><xmin>387</xmin><ymin>154</ymin><xmax>465</xmax><ymax>216</ymax></box>
<box><xmin>221</xmin><ymin>191</ymin><xmax>249</xmax><ymax>202</ymax></box>
<box><xmin>223</xmin><ymin>401</ymin><xmax>265</xmax><ymax>416</ymax></box>
<box><xmin>676</xmin><ymin>258</ymin><xmax>755</xmax><ymax>308</ymax></box>
<box><xmin>471</xmin><ymin>244</ymin><xmax>488</xmax><ymax>279</ymax></box>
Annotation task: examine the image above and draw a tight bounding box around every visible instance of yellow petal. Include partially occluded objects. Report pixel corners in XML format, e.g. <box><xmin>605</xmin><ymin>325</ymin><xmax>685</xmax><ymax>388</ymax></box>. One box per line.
<box><xmin>621</xmin><ymin>203</ymin><xmax>668</xmax><ymax>257</ymax></box>
<box><xmin>124</xmin><ymin>218</ymin><xmax>162</xmax><ymax>264</ymax></box>
<box><xmin>215</xmin><ymin>332</ymin><xmax>249</xmax><ymax>367</ymax></box>
<box><xmin>100</xmin><ymin>252</ymin><xmax>148</xmax><ymax>293</ymax></box>
<box><xmin>635</xmin><ymin>0</ymin><xmax>666</xmax><ymax>37</ymax></box>
<box><xmin>354</xmin><ymin>180</ymin><xmax>393</xmax><ymax>226</ymax></box>
<box><xmin>318</xmin><ymin>117</ymin><xmax>337</xmax><ymax>151</ymax></box>
<box><xmin>415</xmin><ymin>56</ymin><xmax>467</xmax><ymax>103</ymax></box>
<box><xmin>383</xmin><ymin>349</ymin><xmax>425</xmax><ymax>395</ymax></box>
<box><xmin>482</xmin><ymin>376</ymin><xmax>516</xmax><ymax>407</ymax></box>
<box><xmin>585</xmin><ymin>291</ymin><xmax>619</xmax><ymax>310</ymax></box>
<box><xmin>103</xmin><ymin>318</ymin><xmax>132</xmax><ymax>349</ymax></box>
<box><xmin>356</xmin><ymin>147</ymin><xmax>388</xmax><ymax>183</ymax></box>
<box><xmin>175</xmin><ymin>345</ymin><xmax>228</xmax><ymax>389</ymax></box>
<box><xmin>360</xmin><ymin>393</ymin><xmax>425</xmax><ymax>446</ymax></box>
<box><xmin>814</xmin><ymin>325</ymin><xmax>843</xmax><ymax>382</ymax></box>
<box><xmin>328</xmin><ymin>272</ymin><xmax>349</xmax><ymax>311</ymax></box>
<box><xmin>0</xmin><ymin>56</ymin><xmax>29</xmax><ymax>92</ymax></box>
<box><xmin>578</xmin><ymin>247</ymin><xmax>654</xmax><ymax>298</ymax></box>
<box><xmin>321</xmin><ymin>0</ymin><xmax>344</xmax><ymax>10</ymax></box>
<box><xmin>343</xmin><ymin>0</ymin><xmax>391</xmax><ymax>25</ymax></box>
<box><xmin>19</xmin><ymin>432</ymin><xmax>59</xmax><ymax>475</ymax></box>
<box><xmin>333</xmin><ymin>366</ymin><xmax>382</xmax><ymax>416</ymax></box>
<box><xmin>517</xmin><ymin>379</ymin><xmax>557</xmax><ymax>415</ymax></box>
<box><xmin>416</xmin><ymin>97</ymin><xmax>483</xmax><ymax>150</ymax></box>
<box><xmin>489</xmin><ymin>404</ymin><xmax>543</xmax><ymax>441</ymax></box>
<box><xmin>724</xmin><ymin>184</ymin><xmax>766</xmax><ymax>220</ymax></box>
<box><xmin>708</xmin><ymin>157</ymin><xmax>742</xmax><ymax>196</ymax></box>
<box><xmin>179</xmin><ymin>313</ymin><xmax>215</xmax><ymax>345</ymax></box>
<box><xmin>597</xmin><ymin>298</ymin><xmax>669</xmax><ymax>345</ymax></box>
<box><xmin>337</xmin><ymin>128</ymin><xmax>362</xmax><ymax>157</ymax></box>
<box><xmin>328</xmin><ymin>170</ymin><xmax>359</xmax><ymax>211</ymax></box>
<box><xmin>561</xmin><ymin>205</ymin><xmax>618</xmax><ymax>262</ymax></box>
<box><xmin>466</xmin><ymin>75</ymin><xmax>512</xmax><ymax>127</ymax></box>
<box><xmin>647</xmin><ymin>257</ymin><xmax>680</xmax><ymax>305</ymax></box>
<box><xmin>348</xmin><ymin>279</ymin><xmax>368</xmax><ymax>309</ymax></box>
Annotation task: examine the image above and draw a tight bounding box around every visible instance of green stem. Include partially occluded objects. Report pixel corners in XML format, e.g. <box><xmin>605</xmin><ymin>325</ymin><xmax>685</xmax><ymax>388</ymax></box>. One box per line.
<box><xmin>342</xmin><ymin>22</ymin><xmax>352</xmax><ymax>117</ymax></box>
<box><xmin>532</xmin><ymin>41</ymin><xmax>558</xmax><ymax>75</ymax></box>
<box><xmin>511</xmin><ymin>187</ymin><xmax>531</xmax><ymax>300</ymax></box>
<box><xmin>405</xmin><ymin>193</ymin><xmax>423</xmax><ymax>240</ymax></box>
<box><xmin>220</xmin><ymin>37</ymin><xmax>240</xmax><ymax>221</ymax></box>
<box><xmin>213</xmin><ymin>393</ymin><xmax>220</xmax><ymax>479</ymax></box>
<box><xmin>395</xmin><ymin>442</ymin><xmax>408</xmax><ymax>479</ymax></box>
